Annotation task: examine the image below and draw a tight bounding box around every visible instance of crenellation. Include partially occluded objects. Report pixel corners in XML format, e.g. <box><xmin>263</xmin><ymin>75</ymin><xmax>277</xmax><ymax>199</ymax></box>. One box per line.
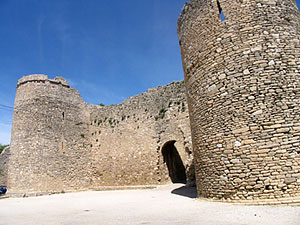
<box><xmin>17</xmin><ymin>74</ymin><xmax>70</xmax><ymax>88</ymax></box>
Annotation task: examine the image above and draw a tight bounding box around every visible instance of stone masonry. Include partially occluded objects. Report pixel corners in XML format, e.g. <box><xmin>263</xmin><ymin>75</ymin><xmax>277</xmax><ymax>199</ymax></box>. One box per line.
<box><xmin>0</xmin><ymin>147</ymin><xmax>10</xmax><ymax>186</ymax></box>
<box><xmin>1</xmin><ymin>74</ymin><xmax>193</xmax><ymax>194</ymax></box>
<box><xmin>1</xmin><ymin>0</ymin><xmax>300</xmax><ymax>205</ymax></box>
<box><xmin>178</xmin><ymin>0</ymin><xmax>300</xmax><ymax>201</ymax></box>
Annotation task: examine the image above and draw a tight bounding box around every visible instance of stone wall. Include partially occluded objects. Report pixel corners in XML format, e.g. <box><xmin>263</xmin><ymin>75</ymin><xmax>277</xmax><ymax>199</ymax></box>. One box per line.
<box><xmin>178</xmin><ymin>0</ymin><xmax>300</xmax><ymax>201</ymax></box>
<box><xmin>0</xmin><ymin>147</ymin><xmax>10</xmax><ymax>186</ymax></box>
<box><xmin>7</xmin><ymin>75</ymin><xmax>192</xmax><ymax>193</ymax></box>
<box><xmin>87</xmin><ymin>82</ymin><xmax>193</xmax><ymax>187</ymax></box>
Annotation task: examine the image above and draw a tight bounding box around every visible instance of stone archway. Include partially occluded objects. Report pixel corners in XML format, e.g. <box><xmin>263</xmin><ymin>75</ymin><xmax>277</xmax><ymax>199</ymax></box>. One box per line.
<box><xmin>162</xmin><ymin>140</ymin><xmax>186</xmax><ymax>184</ymax></box>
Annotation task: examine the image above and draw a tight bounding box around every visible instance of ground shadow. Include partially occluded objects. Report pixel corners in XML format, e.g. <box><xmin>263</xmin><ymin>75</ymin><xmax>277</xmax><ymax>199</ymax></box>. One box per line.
<box><xmin>171</xmin><ymin>185</ymin><xmax>197</xmax><ymax>199</ymax></box>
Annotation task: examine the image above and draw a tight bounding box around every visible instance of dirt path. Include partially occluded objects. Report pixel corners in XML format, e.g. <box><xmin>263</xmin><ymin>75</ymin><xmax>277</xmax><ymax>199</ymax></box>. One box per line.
<box><xmin>0</xmin><ymin>184</ymin><xmax>299</xmax><ymax>225</ymax></box>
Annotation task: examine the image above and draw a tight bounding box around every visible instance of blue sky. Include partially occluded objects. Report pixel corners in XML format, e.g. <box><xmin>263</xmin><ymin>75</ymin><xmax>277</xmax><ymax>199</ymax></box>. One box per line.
<box><xmin>0</xmin><ymin>0</ymin><xmax>300</xmax><ymax>145</ymax></box>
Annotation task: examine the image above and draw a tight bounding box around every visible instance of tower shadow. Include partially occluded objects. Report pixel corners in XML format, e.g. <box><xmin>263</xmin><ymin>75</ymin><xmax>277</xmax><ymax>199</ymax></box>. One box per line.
<box><xmin>171</xmin><ymin>185</ymin><xmax>197</xmax><ymax>199</ymax></box>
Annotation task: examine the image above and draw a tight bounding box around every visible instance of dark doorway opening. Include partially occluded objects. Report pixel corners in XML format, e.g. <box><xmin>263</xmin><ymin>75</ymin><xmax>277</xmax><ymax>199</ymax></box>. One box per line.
<box><xmin>162</xmin><ymin>141</ymin><xmax>187</xmax><ymax>184</ymax></box>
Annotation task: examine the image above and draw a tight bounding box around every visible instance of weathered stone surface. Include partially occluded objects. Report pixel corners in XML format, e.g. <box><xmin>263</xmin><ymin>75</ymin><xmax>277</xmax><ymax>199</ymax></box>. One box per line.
<box><xmin>2</xmin><ymin>0</ymin><xmax>300</xmax><ymax>205</ymax></box>
<box><xmin>285</xmin><ymin>178</ymin><xmax>297</xmax><ymax>185</ymax></box>
<box><xmin>0</xmin><ymin>147</ymin><xmax>10</xmax><ymax>186</ymax></box>
<box><xmin>3</xmin><ymin>75</ymin><xmax>193</xmax><ymax>193</ymax></box>
<box><xmin>178</xmin><ymin>0</ymin><xmax>300</xmax><ymax>201</ymax></box>
<box><xmin>232</xmin><ymin>127</ymin><xmax>249</xmax><ymax>134</ymax></box>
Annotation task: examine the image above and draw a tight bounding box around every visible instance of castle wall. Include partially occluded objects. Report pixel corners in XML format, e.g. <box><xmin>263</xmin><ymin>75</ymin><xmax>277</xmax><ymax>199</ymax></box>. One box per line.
<box><xmin>87</xmin><ymin>82</ymin><xmax>193</xmax><ymax>187</ymax></box>
<box><xmin>7</xmin><ymin>75</ymin><xmax>192</xmax><ymax>193</ymax></box>
<box><xmin>178</xmin><ymin>0</ymin><xmax>300</xmax><ymax>201</ymax></box>
<box><xmin>0</xmin><ymin>147</ymin><xmax>10</xmax><ymax>186</ymax></box>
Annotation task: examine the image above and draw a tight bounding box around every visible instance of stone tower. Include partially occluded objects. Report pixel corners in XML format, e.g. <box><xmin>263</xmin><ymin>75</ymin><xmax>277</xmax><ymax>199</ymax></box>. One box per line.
<box><xmin>178</xmin><ymin>0</ymin><xmax>300</xmax><ymax>201</ymax></box>
<box><xmin>8</xmin><ymin>75</ymin><xmax>91</xmax><ymax>193</ymax></box>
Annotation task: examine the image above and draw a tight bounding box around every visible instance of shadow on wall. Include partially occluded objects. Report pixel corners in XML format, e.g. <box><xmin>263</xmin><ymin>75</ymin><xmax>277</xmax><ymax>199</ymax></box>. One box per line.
<box><xmin>171</xmin><ymin>185</ymin><xmax>197</xmax><ymax>199</ymax></box>
<box><xmin>162</xmin><ymin>140</ymin><xmax>187</xmax><ymax>184</ymax></box>
<box><xmin>186</xmin><ymin>159</ymin><xmax>196</xmax><ymax>187</ymax></box>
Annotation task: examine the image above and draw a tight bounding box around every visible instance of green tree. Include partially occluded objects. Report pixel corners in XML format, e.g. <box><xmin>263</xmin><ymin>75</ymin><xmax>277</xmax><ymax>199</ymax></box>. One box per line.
<box><xmin>0</xmin><ymin>144</ymin><xmax>9</xmax><ymax>154</ymax></box>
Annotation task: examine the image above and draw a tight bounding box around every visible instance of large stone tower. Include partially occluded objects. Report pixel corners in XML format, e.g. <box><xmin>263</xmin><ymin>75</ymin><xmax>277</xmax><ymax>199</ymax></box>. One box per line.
<box><xmin>8</xmin><ymin>75</ymin><xmax>91</xmax><ymax>193</ymax></box>
<box><xmin>178</xmin><ymin>0</ymin><xmax>300</xmax><ymax>201</ymax></box>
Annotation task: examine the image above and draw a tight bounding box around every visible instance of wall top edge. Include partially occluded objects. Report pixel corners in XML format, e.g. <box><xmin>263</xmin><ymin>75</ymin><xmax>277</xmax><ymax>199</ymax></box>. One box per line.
<box><xmin>17</xmin><ymin>74</ymin><xmax>70</xmax><ymax>88</ymax></box>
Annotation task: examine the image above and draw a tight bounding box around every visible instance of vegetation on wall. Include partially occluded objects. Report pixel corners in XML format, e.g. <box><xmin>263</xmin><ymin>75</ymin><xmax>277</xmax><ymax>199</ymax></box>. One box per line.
<box><xmin>181</xmin><ymin>102</ymin><xmax>186</xmax><ymax>112</ymax></box>
<box><xmin>155</xmin><ymin>108</ymin><xmax>167</xmax><ymax>120</ymax></box>
<box><xmin>0</xmin><ymin>145</ymin><xmax>9</xmax><ymax>154</ymax></box>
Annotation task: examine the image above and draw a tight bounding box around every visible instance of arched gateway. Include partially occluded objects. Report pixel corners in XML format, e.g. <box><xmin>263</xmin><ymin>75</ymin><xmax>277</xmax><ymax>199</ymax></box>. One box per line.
<box><xmin>162</xmin><ymin>141</ymin><xmax>187</xmax><ymax>184</ymax></box>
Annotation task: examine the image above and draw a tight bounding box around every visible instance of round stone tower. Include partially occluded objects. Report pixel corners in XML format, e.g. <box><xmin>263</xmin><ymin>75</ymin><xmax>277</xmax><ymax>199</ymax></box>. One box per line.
<box><xmin>178</xmin><ymin>0</ymin><xmax>300</xmax><ymax>201</ymax></box>
<box><xmin>8</xmin><ymin>74</ymin><xmax>90</xmax><ymax>193</ymax></box>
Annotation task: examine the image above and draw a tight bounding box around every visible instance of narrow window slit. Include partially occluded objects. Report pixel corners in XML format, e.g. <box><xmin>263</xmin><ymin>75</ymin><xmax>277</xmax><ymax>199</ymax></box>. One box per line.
<box><xmin>217</xmin><ymin>0</ymin><xmax>226</xmax><ymax>22</ymax></box>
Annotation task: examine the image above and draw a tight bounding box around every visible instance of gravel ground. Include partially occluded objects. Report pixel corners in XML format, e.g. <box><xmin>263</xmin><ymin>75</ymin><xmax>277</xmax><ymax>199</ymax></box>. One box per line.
<box><xmin>0</xmin><ymin>184</ymin><xmax>299</xmax><ymax>225</ymax></box>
